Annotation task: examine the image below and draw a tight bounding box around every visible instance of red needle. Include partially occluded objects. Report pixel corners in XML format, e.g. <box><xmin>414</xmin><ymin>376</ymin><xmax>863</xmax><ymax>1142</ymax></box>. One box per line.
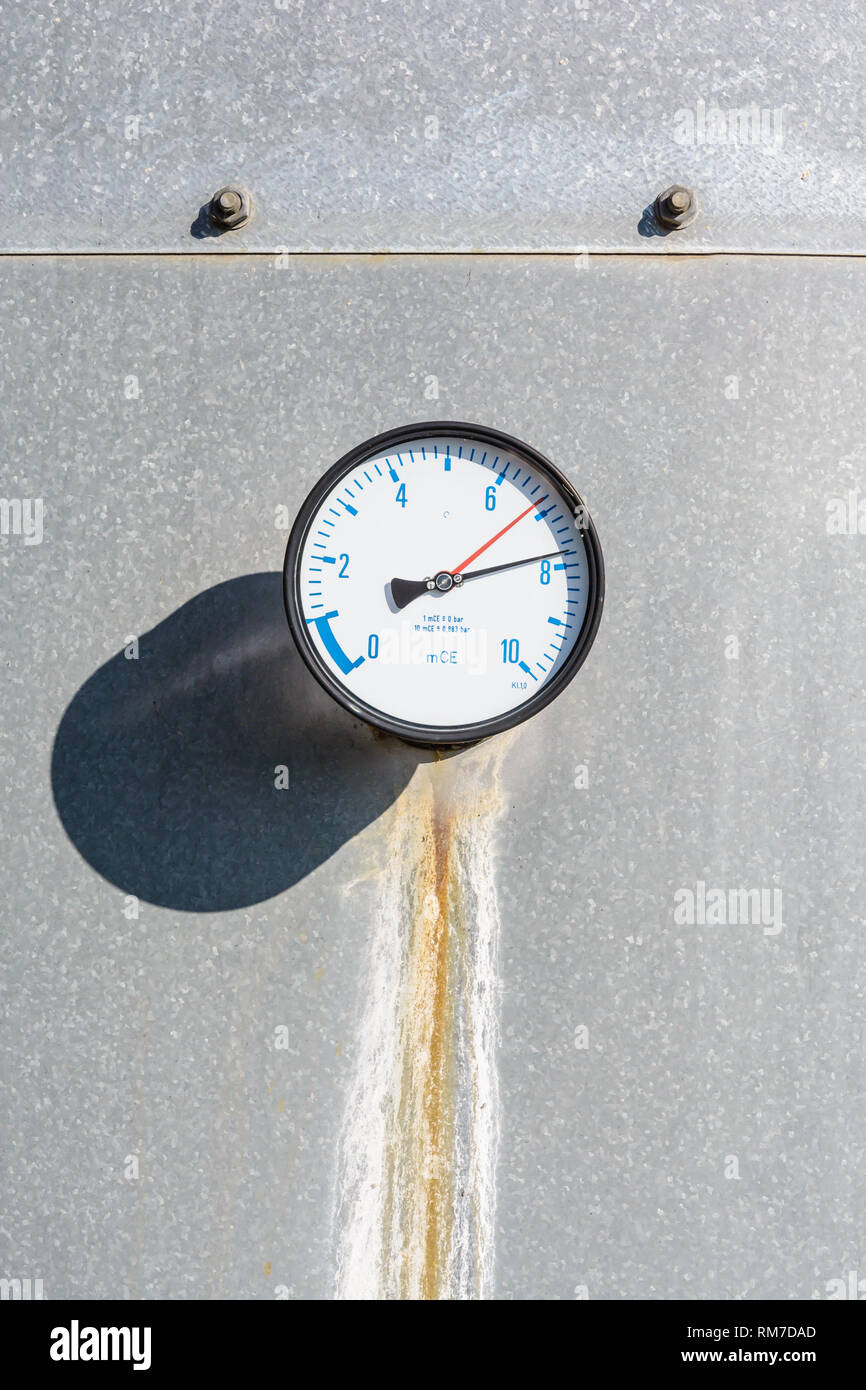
<box><xmin>452</xmin><ymin>494</ymin><xmax>548</xmax><ymax>574</ymax></box>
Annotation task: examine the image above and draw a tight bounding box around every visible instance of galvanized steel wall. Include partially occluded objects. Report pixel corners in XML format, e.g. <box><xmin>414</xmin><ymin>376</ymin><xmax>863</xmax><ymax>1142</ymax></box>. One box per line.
<box><xmin>2</xmin><ymin>1</ymin><xmax>864</xmax><ymax>1301</ymax></box>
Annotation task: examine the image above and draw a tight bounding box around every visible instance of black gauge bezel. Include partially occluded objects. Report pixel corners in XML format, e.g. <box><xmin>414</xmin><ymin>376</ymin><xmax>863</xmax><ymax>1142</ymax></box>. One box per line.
<box><xmin>283</xmin><ymin>421</ymin><xmax>605</xmax><ymax>747</ymax></box>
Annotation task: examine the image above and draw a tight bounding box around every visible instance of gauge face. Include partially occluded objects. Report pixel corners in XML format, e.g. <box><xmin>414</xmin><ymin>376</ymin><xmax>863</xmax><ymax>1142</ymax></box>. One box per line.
<box><xmin>283</xmin><ymin>422</ymin><xmax>604</xmax><ymax>745</ymax></box>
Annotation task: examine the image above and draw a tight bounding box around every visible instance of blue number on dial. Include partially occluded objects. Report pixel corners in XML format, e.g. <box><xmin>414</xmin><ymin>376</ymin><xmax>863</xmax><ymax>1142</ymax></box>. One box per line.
<box><xmin>395</xmin><ymin>484</ymin><xmax>407</xmax><ymax>508</ymax></box>
<box><xmin>500</xmin><ymin>638</ymin><xmax>520</xmax><ymax>664</ymax></box>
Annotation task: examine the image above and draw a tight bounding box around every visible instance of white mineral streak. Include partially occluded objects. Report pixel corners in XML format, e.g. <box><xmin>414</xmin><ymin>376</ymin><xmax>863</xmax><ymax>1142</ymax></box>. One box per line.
<box><xmin>334</xmin><ymin>738</ymin><xmax>510</xmax><ymax>1300</ymax></box>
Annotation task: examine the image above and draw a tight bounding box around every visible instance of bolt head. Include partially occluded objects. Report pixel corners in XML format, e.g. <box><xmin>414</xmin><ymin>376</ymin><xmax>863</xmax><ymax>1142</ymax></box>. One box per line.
<box><xmin>208</xmin><ymin>186</ymin><xmax>252</xmax><ymax>230</ymax></box>
<box><xmin>653</xmin><ymin>184</ymin><xmax>698</xmax><ymax>230</ymax></box>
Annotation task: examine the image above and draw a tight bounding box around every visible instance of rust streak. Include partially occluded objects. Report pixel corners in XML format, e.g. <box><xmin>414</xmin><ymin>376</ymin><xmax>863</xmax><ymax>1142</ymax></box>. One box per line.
<box><xmin>420</xmin><ymin>765</ymin><xmax>456</xmax><ymax>1299</ymax></box>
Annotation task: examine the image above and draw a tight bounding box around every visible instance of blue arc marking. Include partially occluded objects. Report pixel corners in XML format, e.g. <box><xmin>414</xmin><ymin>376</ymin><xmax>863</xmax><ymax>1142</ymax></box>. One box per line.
<box><xmin>306</xmin><ymin>611</ymin><xmax>364</xmax><ymax>675</ymax></box>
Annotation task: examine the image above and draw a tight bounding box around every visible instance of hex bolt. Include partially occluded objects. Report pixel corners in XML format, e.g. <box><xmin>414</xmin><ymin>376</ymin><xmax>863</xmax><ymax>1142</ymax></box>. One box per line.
<box><xmin>208</xmin><ymin>185</ymin><xmax>252</xmax><ymax>231</ymax></box>
<box><xmin>653</xmin><ymin>183</ymin><xmax>699</xmax><ymax>230</ymax></box>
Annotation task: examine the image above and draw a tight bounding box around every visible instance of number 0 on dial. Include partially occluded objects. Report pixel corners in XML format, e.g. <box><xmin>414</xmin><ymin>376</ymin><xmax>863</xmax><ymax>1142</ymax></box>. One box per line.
<box><xmin>283</xmin><ymin>422</ymin><xmax>604</xmax><ymax>745</ymax></box>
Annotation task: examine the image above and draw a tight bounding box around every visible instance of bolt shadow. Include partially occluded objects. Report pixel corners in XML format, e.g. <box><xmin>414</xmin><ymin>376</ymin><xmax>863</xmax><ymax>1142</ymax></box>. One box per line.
<box><xmin>189</xmin><ymin>205</ymin><xmax>224</xmax><ymax>240</ymax></box>
<box><xmin>51</xmin><ymin>572</ymin><xmax>425</xmax><ymax>912</ymax></box>
<box><xmin>637</xmin><ymin>203</ymin><xmax>674</xmax><ymax>238</ymax></box>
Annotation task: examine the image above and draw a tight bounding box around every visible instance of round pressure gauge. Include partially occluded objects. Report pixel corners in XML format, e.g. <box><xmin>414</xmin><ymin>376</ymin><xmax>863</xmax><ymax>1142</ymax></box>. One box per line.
<box><xmin>283</xmin><ymin>422</ymin><xmax>604</xmax><ymax>746</ymax></box>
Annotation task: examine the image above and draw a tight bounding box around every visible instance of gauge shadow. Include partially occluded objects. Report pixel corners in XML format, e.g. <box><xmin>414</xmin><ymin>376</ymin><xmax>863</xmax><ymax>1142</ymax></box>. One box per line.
<box><xmin>51</xmin><ymin>572</ymin><xmax>425</xmax><ymax>912</ymax></box>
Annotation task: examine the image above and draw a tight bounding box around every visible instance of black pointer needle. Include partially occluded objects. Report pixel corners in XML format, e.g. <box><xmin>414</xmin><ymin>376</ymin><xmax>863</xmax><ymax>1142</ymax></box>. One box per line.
<box><xmin>389</xmin><ymin>551</ymin><xmax>567</xmax><ymax>611</ymax></box>
<box><xmin>459</xmin><ymin>549</ymin><xmax>565</xmax><ymax>584</ymax></box>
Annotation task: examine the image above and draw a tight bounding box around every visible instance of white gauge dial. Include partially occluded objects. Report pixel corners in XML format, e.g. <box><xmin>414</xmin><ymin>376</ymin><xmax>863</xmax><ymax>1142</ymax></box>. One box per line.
<box><xmin>284</xmin><ymin>424</ymin><xmax>604</xmax><ymax>744</ymax></box>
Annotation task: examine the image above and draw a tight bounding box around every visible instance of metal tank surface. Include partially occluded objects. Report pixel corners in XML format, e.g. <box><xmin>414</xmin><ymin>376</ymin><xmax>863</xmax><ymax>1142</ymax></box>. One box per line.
<box><xmin>1</xmin><ymin>0</ymin><xmax>864</xmax><ymax>1306</ymax></box>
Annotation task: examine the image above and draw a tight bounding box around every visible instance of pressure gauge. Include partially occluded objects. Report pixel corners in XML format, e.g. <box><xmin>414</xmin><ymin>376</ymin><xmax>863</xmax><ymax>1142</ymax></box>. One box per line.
<box><xmin>283</xmin><ymin>422</ymin><xmax>604</xmax><ymax>746</ymax></box>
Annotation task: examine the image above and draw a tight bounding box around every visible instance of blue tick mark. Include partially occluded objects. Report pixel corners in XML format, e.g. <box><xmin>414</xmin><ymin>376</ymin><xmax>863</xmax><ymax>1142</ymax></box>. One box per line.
<box><xmin>305</xmin><ymin>611</ymin><xmax>364</xmax><ymax>675</ymax></box>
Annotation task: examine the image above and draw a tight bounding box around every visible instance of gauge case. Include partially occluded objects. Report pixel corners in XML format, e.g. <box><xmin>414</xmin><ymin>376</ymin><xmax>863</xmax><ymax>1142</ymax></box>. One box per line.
<box><xmin>283</xmin><ymin>420</ymin><xmax>605</xmax><ymax>747</ymax></box>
